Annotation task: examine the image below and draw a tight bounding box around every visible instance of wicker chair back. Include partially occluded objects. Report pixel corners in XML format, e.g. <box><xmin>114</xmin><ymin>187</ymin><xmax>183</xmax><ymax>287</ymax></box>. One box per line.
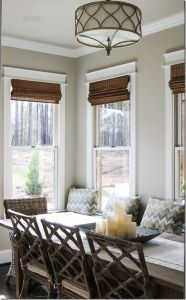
<box><xmin>3</xmin><ymin>197</ymin><xmax>47</xmax><ymax>283</ymax></box>
<box><xmin>86</xmin><ymin>231</ymin><xmax>152</xmax><ymax>299</ymax></box>
<box><xmin>7</xmin><ymin>209</ymin><xmax>55</xmax><ymax>297</ymax></box>
<box><xmin>41</xmin><ymin>219</ymin><xmax>97</xmax><ymax>298</ymax></box>
<box><xmin>4</xmin><ymin>197</ymin><xmax>47</xmax><ymax>218</ymax></box>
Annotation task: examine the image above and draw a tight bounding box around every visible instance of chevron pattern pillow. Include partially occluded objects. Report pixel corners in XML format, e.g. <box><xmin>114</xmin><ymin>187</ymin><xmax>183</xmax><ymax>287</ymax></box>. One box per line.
<box><xmin>66</xmin><ymin>188</ymin><xmax>98</xmax><ymax>215</ymax></box>
<box><xmin>126</xmin><ymin>197</ymin><xmax>140</xmax><ymax>222</ymax></box>
<box><xmin>103</xmin><ymin>196</ymin><xmax>140</xmax><ymax>222</ymax></box>
<box><xmin>140</xmin><ymin>198</ymin><xmax>185</xmax><ymax>234</ymax></box>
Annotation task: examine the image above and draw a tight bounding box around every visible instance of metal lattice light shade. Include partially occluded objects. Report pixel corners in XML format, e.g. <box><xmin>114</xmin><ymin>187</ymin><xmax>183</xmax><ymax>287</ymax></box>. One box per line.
<box><xmin>75</xmin><ymin>0</ymin><xmax>142</xmax><ymax>55</ymax></box>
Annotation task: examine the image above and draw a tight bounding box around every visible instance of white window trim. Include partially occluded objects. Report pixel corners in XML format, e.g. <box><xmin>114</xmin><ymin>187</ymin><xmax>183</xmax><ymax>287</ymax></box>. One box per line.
<box><xmin>3</xmin><ymin>66</ymin><xmax>67</xmax><ymax>211</ymax></box>
<box><xmin>85</xmin><ymin>62</ymin><xmax>136</xmax><ymax>197</ymax></box>
<box><xmin>163</xmin><ymin>49</ymin><xmax>184</xmax><ymax>200</ymax></box>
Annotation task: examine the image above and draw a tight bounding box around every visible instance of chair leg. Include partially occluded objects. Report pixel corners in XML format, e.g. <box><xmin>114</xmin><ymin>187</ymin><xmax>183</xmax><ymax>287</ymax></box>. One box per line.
<box><xmin>6</xmin><ymin>261</ymin><xmax>15</xmax><ymax>284</ymax></box>
<box><xmin>20</xmin><ymin>275</ymin><xmax>30</xmax><ymax>298</ymax></box>
<box><xmin>6</xmin><ymin>231</ymin><xmax>16</xmax><ymax>284</ymax></box>
<box><xmin>57</xmin><ymin>283</ymin><xmax>63</xmax><ymax>299</ymax></box>
<box><xmin>5</xmin><ymin>274</ymin><xmax>12</xmax><ymax>285</ymax></box>
<box><xmin>48</xmin><ymin>283</ymin><xmax>57</xmax><ymax>299</ymax></box>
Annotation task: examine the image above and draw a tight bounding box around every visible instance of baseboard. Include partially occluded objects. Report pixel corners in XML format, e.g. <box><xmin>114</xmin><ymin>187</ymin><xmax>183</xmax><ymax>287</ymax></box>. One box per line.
<box><xmin>0</xmin><ymin>249</ymin><xmax>11</xmax><ymax>264</ymax></box>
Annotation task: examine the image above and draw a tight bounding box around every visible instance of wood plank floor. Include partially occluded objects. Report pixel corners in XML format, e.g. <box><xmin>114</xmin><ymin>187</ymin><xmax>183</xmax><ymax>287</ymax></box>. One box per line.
<box><xmin>0</xmin><ymin>264</ymin><xmax>47</xmax><ymax>299</ymax></box>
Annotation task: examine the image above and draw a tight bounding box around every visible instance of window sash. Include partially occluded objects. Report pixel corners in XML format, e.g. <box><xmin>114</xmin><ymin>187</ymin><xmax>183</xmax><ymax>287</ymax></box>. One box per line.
<box><xmin>174</xmin><ymin>93</ymin><xmax>184</xmax><ymax>147</ymax></box>
<box><xmin>5</xmin><ymin>88</ymin><xmax>59</xmax><ymax>211</ymax></box>
<box><xmin>174</xmin><ymin>147</ymin><xmax>184</xmax><ymax>202</ymax></box>
<box><xmin>94</xmin><ymin>100</ymin><xmax>132</xmax><ymax>210</ymax></box>
<box><xmin>93</xmin><ymin>147</ymin><xmax>131</xmax><ymax>210</ymax></box>
<box><xmin>95</xmin><ymin>103</ymin><xmax>130</xmax><ymax>147</ymax></box>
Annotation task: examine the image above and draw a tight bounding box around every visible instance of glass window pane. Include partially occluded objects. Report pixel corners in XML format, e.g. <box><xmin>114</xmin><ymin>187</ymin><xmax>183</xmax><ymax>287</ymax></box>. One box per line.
<box><xmin>181</xmin><ymin>93</ymin><xmax>184</xmax><ymax>146</ymax></box>
<box><xmin>96</xmin><ymin>150</ymin><xmax>129</xmax><ymax>209</ymax></box>
<box><xmin>98</xmin><ymin>101</ymin><xmax>130</xmax><ymax>147</ymax></box>
<box><xmin>12</xmin><ymin>148</ymin><xmax>55</xmax><ymax>210</ymax></box>
<box><xmin>11</xmin><ymin>100</ymin><xmax>53</xmax><ymax>146</ymax></box>
<box><xmin>177</xmin><ymin>149</ymin><xmax>185</xmax><ymax>202</ymax></box>
<box><xmin>175</xmin><ymin>94</ymin><xmax>184</xmax><ymax>147</ymax></box>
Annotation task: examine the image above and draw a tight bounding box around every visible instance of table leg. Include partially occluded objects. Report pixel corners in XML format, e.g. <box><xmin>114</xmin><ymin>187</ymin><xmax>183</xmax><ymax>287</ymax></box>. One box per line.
<box><xmin>15</xmin><ymin>246</ymin><xmax>23</xmax><ymax>298</ymax></box>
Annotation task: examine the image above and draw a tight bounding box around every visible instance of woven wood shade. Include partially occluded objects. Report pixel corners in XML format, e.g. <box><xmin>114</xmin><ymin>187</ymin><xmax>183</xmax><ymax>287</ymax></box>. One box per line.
<box><xmin>88</xmin><ymin>75</ymin><xmax>130</xmax><ymax>106</ymax></box>
<box><xmin>169</xmin><ymin>63</ymin><xmax>185</xmax><ymax>94</ymax></box>
<box><xmin>11</xmin><ymin>79</ymin><xmax>62</xmax><ymax>103</ymax></box>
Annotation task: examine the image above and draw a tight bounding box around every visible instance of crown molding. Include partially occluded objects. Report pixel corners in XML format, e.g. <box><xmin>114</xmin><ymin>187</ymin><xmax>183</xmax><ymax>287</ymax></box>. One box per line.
<box><xmin>2</xmin><ymin>12</ymin><xmax>184</xmax><ymax>58</ymax></box>
<box><xmin>2</xmin><ymin>36</ymin><xmax>78</xmax><ymax>58</ymax></box>
<box><xmin>143</xmin><ymin>12</ymin><xmax>184</xmax><ymax>36</ymax></box>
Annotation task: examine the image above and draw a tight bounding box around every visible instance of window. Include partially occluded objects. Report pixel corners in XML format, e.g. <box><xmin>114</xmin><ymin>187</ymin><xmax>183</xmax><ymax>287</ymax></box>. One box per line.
<box><xmin>86</xmin><ymin>63</ymin><xmax>136</xmax><ymax>211</ymax></box>
<box><xmin>166</xmin><ymin>58</ymin><xmax>185</xmax><ymax>202</ymax></box>
<box><xmin>95</xmin><ymin>101</ymin><xmax>131</xmax><ymax>209</ymax></box>
<box><xmin>87</xmin><ymin>70</ymin><xmax>135</xmax><ymax>211</ymax></box>
<box><xmin>11</xmin><ymin>100</ymin><xmax>57</xmax><ymax>210</ymax></box>
<box><xmin>3</xmin><ymin>69</ymin><xmax>66</xmax><ymax>211</ymax></box>
<box><xmin>174</xmin><ymin>93</ymin><xmax>185</xmax><ymax>202</ymax></box>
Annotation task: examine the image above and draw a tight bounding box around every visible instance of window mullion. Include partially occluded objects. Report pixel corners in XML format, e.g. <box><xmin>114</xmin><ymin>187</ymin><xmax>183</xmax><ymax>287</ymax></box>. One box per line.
<box><xmin>94</xmin><ymin>146</ymin><xmax>130</xmax><ymax>151</ymax></box>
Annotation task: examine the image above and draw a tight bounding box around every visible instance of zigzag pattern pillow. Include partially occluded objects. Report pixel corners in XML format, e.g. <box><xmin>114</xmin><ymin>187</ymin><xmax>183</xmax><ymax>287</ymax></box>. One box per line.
<box><xmin>103</xmin><ymin>196</ymin><xmax>140</xmax><ymax>222</ymax></box>
<box><xmin>140</xmin><ymin>198</ymin><xmax>185</xmax><ymax>234</ymax></box>
<box><xmin>66</xmin><ymin>188</ymin><xmax>98</xmax><ymax>215</ymax></box>
<box><xmin>126</xmin><ymin>197</ymin><xmax>140</xmax><ymax>222</ymax></box>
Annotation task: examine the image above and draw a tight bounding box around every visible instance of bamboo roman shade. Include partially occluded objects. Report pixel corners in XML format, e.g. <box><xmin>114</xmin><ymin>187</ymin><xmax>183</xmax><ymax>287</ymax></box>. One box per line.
<box><xmin>88</xmin><ymin>75</ymin><xmax>130</xmax><ymax>106</ymax></box>
<box><xmin>169</xmin><ymin>63</ymin><xmax>185</xmax><ymax>94</ymax></box>
<box><xmin>11</xmin><ymin>79</ymin><xmax>62</xmax><ymax>103</ymax></box>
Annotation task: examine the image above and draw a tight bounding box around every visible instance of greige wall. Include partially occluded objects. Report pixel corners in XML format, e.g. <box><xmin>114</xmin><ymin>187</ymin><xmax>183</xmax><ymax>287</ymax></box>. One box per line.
<box><xmin>75</xmin><ymin>25</ymin><xmax>184</xmax><ymax>212</ymax></box>
<box><xmin>0</xmin><ymin>47</ymin><xmax>77</xmax><ymax>253</ymax></box>
<box><xmin>0</xmin><ymin>25</ymin><xmax>184</xmax><ymax>256</ymax></box>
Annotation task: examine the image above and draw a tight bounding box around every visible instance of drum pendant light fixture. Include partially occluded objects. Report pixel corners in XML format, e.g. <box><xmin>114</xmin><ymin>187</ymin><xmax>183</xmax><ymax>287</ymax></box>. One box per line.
<box><xmin>75</xmin><ymin>0</ymin><xmax>142</xmax><ymax>56</ymax></box>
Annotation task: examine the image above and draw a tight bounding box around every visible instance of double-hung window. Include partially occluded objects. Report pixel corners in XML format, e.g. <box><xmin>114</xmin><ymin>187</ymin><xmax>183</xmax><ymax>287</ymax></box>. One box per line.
<box><xmin>88</xmin><ymin>74</ymin><xmax>135</xmax><ymax>211</ymax></box>
<box><xmin>4</xmin><ymin>77</ymin><xmax>62</xmax><ymax>210</ymax></box>
<box><xmin>169</xmin><ymin>63</ymin><xmax>185</xmax><ymax>202</ymax></box>
<box><xmin>95</xmin><ymin>101</ymin><xmax>131</xmax><ymax>210</ymax></box>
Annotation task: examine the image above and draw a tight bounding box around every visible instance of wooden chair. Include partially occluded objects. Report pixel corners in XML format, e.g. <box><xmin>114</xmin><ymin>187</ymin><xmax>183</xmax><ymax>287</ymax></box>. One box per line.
<box><xmin>41</xmin><ymin>219</ymin><xmax>98</xmax><ymax>299</ymax></box>
<box><xmin>86</xmin><ymin>231</ymin><xmax>152</xmax><ymax>299</ymax></box>
<box><xmin>7</xmin><ymin>209</ymin><xmax>56</xmax><ymax>298</ymax></box>
<box><xmin>3</xmin><ymin>197</ymin><xmax>47</xmax><ymax>284</ymax></box>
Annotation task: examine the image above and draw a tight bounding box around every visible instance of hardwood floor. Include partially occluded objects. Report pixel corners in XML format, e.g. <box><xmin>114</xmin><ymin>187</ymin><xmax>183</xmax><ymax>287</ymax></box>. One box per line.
<box><xmin>0</xmin><ymin>264</ymin><xmax>47</xmax><ymax>299</ymax></box>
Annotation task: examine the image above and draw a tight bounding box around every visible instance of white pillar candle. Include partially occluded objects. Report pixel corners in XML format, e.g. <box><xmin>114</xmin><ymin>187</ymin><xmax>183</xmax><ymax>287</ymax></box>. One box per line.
<box><xmin>114</xmin><ymin>201</ymin><xmax>126</xmax><ymax>217</ymax></box>
<box><xmin>127</xmin><ymin>222</ymin><xmax>137</xmax><ymax>238</ymax></box>
<box><xmin>125</xmin><ymin>214</ymin><xmax>132</xmax><ymax>223</ymax></box>
<box><xmin>116</xmin><ymin>214</ymin><xmax>127</xmax><ymax>238</ymax></box>
<box><xmin>106</xmin><ymin>213</ymin><xmax>117</xmax><ymax>236</ymax></box>
<box><xmin>96</xmin><ymin>220</ymin><xmax>106</xmax><ymax>234</ymax></box>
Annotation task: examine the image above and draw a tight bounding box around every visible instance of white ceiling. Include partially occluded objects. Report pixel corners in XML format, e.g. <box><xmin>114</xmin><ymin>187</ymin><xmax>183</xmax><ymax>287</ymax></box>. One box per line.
<box><xmin>2</xmin><ymin>0</ymin><xmax>184</xmax><ymax>55</ymax></box>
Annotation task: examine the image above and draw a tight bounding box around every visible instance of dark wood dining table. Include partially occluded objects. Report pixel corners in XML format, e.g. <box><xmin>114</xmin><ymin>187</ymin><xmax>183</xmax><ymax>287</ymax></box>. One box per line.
<box><xmin>0</xmin><ymin>212</ymin><xmax>184</xmax><ymax>299</ymax></box>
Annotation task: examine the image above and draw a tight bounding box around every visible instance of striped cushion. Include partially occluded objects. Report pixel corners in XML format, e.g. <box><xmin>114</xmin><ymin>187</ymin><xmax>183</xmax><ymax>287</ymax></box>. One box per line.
<box><xmin>66</xmin><ymin>188</ymin><xmax>98</xmax><ymax>215</ymax></box>
<box><xmin>140</xmin><ymin>198</ymin><xmax>185</xmax><ymax>234</ymax></box>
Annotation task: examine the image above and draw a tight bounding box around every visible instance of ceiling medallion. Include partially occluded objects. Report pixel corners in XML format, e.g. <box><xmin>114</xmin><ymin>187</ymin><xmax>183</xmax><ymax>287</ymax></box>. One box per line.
<box><xmin>75</xmin><ymin>0</ymin><xmax>142</xmax><ymax>56</ymax></box>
